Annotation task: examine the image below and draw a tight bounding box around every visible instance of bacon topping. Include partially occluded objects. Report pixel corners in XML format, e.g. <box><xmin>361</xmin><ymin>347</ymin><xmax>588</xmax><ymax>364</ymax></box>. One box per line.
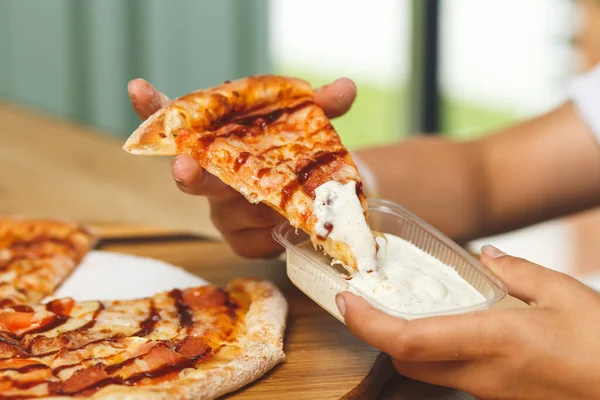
<box><xmin>176</xmin><ymin>336</ymin><xmax>211</xmax><ymax>360</ymax></box>
<box><xmin>45</xmin><ymin>298</ymin><xmax>75</xmax><ymax>317</ymax></box>
<box><xmin>62</xmin><ymin>364</ymin><xmax>109</xmax><ymax>394</ymax></box>
<box><xmin>182</xmin><ymin>286</ymin><xmax>228</xmax><ymax>310</ymax></box>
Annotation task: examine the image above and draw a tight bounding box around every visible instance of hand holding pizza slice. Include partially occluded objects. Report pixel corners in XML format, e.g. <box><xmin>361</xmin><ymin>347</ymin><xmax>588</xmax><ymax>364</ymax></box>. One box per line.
<box><xmin>128</xmin><ymin>76</ymin><xmax>360</xmax><ymax>260</ymax></box>
<box><xmin>124</xmin><ymin>75</ymin><xmax>375</xmax><ymax>272</ymax></box>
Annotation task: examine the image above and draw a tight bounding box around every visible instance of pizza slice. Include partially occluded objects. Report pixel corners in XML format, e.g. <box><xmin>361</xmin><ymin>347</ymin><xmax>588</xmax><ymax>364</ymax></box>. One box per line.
<box><xmin>123</xmin><ymin>75</ymin><xmax>376</xmax><ymax>272</ymax></box>
<box><xmin>0</xmin><ymin>278</ymin><xmax>287</xmax><ymax>399</ymax></box>
<box><xmin>0</xmin><ymin>217</ymin><xmax>97</xmax><ymax>307</ymax></box>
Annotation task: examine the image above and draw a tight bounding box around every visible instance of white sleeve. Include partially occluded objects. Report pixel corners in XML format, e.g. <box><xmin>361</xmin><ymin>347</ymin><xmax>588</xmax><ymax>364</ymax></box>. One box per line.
<box><xmin>570</xmin><ymin>63</ymin><xmax>600</xmax><ymax>141</ymax></box>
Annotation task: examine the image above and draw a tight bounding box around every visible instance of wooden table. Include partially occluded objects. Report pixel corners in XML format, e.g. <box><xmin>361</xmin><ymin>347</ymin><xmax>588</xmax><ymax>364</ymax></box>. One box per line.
<box><xmin>0</xmin><ymin>101</ymin><xmax>220</xmax><ymax>238</ymax></box>
<box><xmin>1</xmin><ymin>102</ymin><xmax>526</xmax><ymax>399</ymax></box>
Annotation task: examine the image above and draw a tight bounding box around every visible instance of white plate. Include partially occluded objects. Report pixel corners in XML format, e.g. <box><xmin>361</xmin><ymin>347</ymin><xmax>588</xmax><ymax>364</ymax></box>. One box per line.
<box><xmin>44</xmin><ymin>250</ymin><xmax>209</xmax><ymax>302</ymax></box>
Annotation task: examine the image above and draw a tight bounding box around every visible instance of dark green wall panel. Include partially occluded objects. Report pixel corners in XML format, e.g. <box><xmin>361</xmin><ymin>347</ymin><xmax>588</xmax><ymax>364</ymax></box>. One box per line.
<box><xmin>0</xmin><ymin>0</ymin><xmax>270</xmax><ymax>137</ymax></box>
<box><xmin>0</xmin><ymin>1</ymin><xmax>11</xmax><ymax>97</ymax></box>
<box><xmin>5</xmin><ymin>0</ymin><xmax>75</xmax><ymax>118</ymax></box>
<box><xmin>84</xmin><ymin>0</ymin><xmax>135</xmax><ymax>134</ymax></box>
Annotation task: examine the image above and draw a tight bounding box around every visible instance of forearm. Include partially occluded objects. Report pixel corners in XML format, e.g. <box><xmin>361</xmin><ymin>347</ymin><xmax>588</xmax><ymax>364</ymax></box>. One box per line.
<box><xmin>355</xmin><ymin>136</ymin><xmax>485</xmax><ymax>243</ymax></box>
<box><xmin>476</xmin><ymin>102</ymin><xmax>600</xmax><ymax>236</ymax></box>
<box><xmin>355</xmin><ymin>103</ymin><xmax>600</xmax><ymax>243</ymax></box>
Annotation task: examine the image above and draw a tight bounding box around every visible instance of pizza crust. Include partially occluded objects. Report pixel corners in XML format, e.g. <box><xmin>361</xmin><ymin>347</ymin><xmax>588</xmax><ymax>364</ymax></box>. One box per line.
<box><xmin>123</xmin><ymin>75</ymin><xmax>313</xmax><ymax>156</ymax></box>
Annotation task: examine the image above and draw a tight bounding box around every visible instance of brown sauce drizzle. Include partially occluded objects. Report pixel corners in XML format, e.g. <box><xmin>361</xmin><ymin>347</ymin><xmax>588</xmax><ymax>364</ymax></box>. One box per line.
<box><xmin>53</xmin><ymin>362</ymin><xmax>82</xmax><ymax>375</ymax></box>
<box><xmin>45</xmin><ymin>298</ymin><xmax>73</xmax><ymax>317</ymax></box>
<box><xmin>92</xmin><ymin>302</ymin><xmax>105</xmax><ymax>319</ymax></box>
<box><xmin>279</xmin><ymin>150</ymin><xmax>348</xmax><ymax>209</ymax></box>
<box><xmin>49</xmin><ymin>343</ymin><xmax>208</xmax><ymax>396</ymax></box>
<box><xmin>34</xmin><ymin>336</ymin><xmax>124</xmax><ymax>358</ymax></box>
<box><xmin>219</xmin><ymin>289</ymin><xmax>240</xmax><ymax>319</ymax></box>
<box><xmin>99</xmin><ymin>345</ymin><xmax>211</xmax><ymax>392</ymax></box>
<box><xmin>0</xmin><ymin>334</ymin><xmax>28</xmax><ymax>356</ymax></box>
<box><xmin>0</xmin><ymin>298</ymin><xmax>16</xmax><ymax>309</ymax></box>
<box><xmin>13</xmin><ymin>378</ymin><xmax>49</xmax><ymax>390</ymax></box>
<box><xmin>316</xmin><ymin>222</ymin><xmax>334</xmax><ymax>241</ymax></box>
<box><xmin>123</xmin><ymin>347</ymin><xmax>212</xmax><ymax>386</ymax></box>
<box><xmin>197</xmin><ymin>135</ymin><xmax>216</xmax><ymax>150</ymax></box>
<box><xmin>296</xmin><ymin>150</ymin><xmax>348</xmax><ymax>185</ymax></box>
<box><xmin>74</xmin><ymin>319</ymin><xmax>96</xmax><ymax>331</ymax></box>
<box><xmin>168</xmin><ymin>289</ymin><xmax>194</xmax><ymax>329</ymax></box>
<box><xmin>257</xmin><ymin>168</ymin><xmax>270</xmax><ymax>178</ymax></box>
<box><xmin>190</xmin><ymin>99</ymin><xmax>314</xmax><ymax>151</ymax></box>
<box><xmin>103</xmin><ymin>353</ymin><xmax>143</xmax><ymax>375</ymax></box>
<box><xmin>233</xmin><ymin>152</ymin><xmax>251</xmax><ymax>172</ymax></box>
<box><xmin>220</xmin><ymin>125</ymin><xmax>262</xmax><ymax>140</ymax></box>
<box><xmin>355</xmin><ymin>181</ymin><xmax>364</xmax><ymax>197</ymax></box>
<box><xmin>75</xmin><ymin>377</ymin><xmax>122</xmax><ymax>395</ymax></box>
<box><xmin>2</xmin><ymin>363</ymin><xmax>49</xmax><ymax>374</ymax></box>
<box><xmin>1</xmin><ymin>237</ymin><xmax>80</xmax><ymax>270</ymax></box>
<box><xmin>132</xmin><ymin>302</ymin><xmax>160</xmax><ymax>337</ymax></box>
<box><xmin>25</xmin><ymin>315</ymin><xmax>68</xmax><ymax>336</ymax></box>
<box><xmin>230</xmin><ymin>99</ymin><xmax>313</xmax><ymax>129</ymax></box>
<box><xmin>9</xmin><ymin>305</ymin><xmax>34</xmax><ymax>313</ymax></box>
<box><xmin>280</xmin><ymin>180</ymin><xmax>299</xmax><ymax>210</ymax></box>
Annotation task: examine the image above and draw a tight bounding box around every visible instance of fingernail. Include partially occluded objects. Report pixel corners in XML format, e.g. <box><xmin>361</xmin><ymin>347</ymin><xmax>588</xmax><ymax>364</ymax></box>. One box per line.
<box><xmin>335</xmin><ymin>293</ymin><xmax>346</xmax><ymax>316</ymax></box>
<box><xmin>171</xmin><ymin>158</ymin><xmax>184</xmax><ymax>183</ymax></box>
<box><xmin>481</xmin><ymin>244</ymin><xmax>506</xmax><ymax>259</ymax></box>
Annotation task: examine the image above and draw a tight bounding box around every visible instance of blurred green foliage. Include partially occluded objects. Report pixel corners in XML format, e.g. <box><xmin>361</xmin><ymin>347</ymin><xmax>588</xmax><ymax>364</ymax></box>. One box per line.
<box><xmin>276</xmin><ymin>66</ymin><xmax>519</xmax><ymax>149</ymax></box>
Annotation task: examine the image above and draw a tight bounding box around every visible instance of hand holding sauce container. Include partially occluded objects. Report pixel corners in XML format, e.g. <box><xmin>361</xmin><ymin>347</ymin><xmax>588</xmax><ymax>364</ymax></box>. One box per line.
<box><xmin>273</xmin><ymin>199</ymin><xmax>507</xmax><ymax>323</ymax></box>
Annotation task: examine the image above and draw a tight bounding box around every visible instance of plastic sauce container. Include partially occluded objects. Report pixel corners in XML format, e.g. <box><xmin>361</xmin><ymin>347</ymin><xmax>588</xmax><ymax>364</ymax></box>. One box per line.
<box><xmin>273</xmin><ymin>198</ymin><xmax>507</xmax><ymax>323</ymax></box>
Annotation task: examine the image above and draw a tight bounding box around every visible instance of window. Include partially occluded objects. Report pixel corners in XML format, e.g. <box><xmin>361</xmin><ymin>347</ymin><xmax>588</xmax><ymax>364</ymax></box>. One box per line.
<box><xmin>439</xmin><ymin>0</ymin><xmax>575</xmax><ymax>138</ymax></box>
<box><xmin>269</xmin><ymin>0</ymin><xmax>412</xmax><ymax>149</ymax></box>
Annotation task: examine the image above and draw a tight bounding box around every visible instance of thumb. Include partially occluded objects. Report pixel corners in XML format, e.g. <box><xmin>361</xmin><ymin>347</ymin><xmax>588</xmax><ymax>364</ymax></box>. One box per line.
<box><xmin>171</xmin><ymin>155</ymin><xmax>236</xmax><ymax>198</ymax></box>
<box><xmin>128</xmin><ymin>78</ymin><xmax>170</xmax><ymax>120</ymax></box>
<box><xmin>480</xmin><ymin>245</ymin><xmax>574</xmax><ymax>307</ymax></box>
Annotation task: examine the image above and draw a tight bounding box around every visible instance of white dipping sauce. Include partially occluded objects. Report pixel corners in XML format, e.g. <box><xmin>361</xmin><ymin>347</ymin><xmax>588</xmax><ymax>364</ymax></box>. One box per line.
<box><xmin>313</xmin><ymin>181</ymin><xmax>378</xmax><ymax>274</ymax></box>
<box><xmin>349</xmin><ymin>234</ymin><xmax>485</xmax><ymax>313</ymax></box>
<box><xmin>311</xmin><ymin>180</ymin><xmax>484</xmax><ymax>314</ymax></box>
